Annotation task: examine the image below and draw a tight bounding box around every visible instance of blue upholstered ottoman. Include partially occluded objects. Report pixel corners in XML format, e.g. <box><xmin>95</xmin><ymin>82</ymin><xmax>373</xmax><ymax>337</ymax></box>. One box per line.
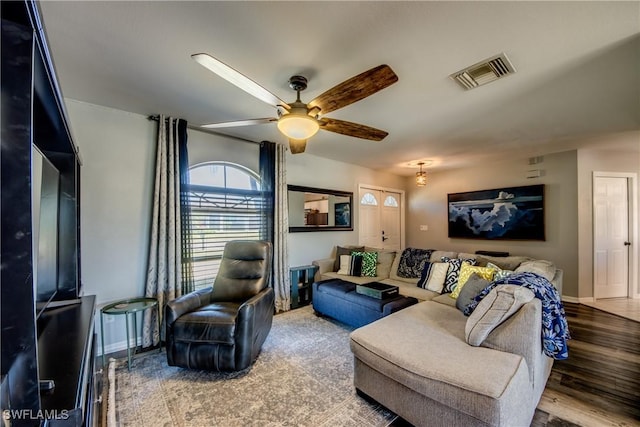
<box><xmin>312</xmin><ymin>279</ymin><xmax>418</xmax><ymax>328</ymax></box>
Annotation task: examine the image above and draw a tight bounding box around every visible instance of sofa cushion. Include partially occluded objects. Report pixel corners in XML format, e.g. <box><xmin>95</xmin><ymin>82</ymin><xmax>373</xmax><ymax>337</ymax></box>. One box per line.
<box><xmin>375</xmin><ymin>250</ymin><xmax>396</xmax><ymax>279</ymax></box>
<box><xmin>429</xmin><ymin>250</ymin><xmax>458</xmax><ymax>263</ymax></box>
<box><xmin>441</xmin><ymin>257</ymin><xmax>477</xmax><ymax>294</ymax></box>
<box><xmin>514</xmin><ymin>259</ymin><xmax>556</xmax><ymax>282</ymax></box>
<box><xmin>465</xmin><ymin>285</ymin><xmax>535</xmax><ymax>346</ymax></box>
<box><xmin>478</xmin><ymin>255</ymin><xmax>530</xmax><ymax>271</ymax></box>
<box><xmin>458</xmin><ymin>252</ymin><xmax>531</xmax><ymax>271</ymax></box>
<box><xmin>352</xmin><ymin>251</ymin><xmax>378</xmax><ymax>277</ymax></box>
<box><xmin>379</xmin><ymin>279</ymin><xmax>440</xmax><ymax>301</ymax></box>
<box><xmin>431</xmin><ymin>293</ymin><xmax>457</xmax><ymax>307</ymax></box>
<box><xmin>333</xmin><ymin>246</ymin><xmax>364</xmax><ymax>272</ymax></box>
<box><xmin>455</xmin><ymin>274</ymin><xmax>491</xmax><ymax>312</ymax></box>
<box><xmin>450</xmin><ymin>264</ymin><xmax>496</xmax><ymax>299</ymax></box>
<box><xmin>416</xmin><ymin>262</ymin><xmax>448</xmax><ymax>293</ymax></box>
<box><xmin>396</xmin><ymin>248</ymin><xmax>434</xmax><ymax>278</ymax></box>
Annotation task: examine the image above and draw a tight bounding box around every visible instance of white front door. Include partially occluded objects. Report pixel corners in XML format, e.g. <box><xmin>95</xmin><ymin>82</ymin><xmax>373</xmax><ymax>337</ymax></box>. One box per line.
<box><xmin>359</xmin><ymin>187</ymin><xmax>402</xmax><ymax>251</ymax></box>
<box><xmin>593</xmin><ymin>175</ymin><xmax>630</xmax><ymax>299</ymax></box>
<box><xmin>359</xmin><ymin>189</ymin><xmax>382</xmax><ymax>248</ymax></box>
<box><xmin>381</xmin><ymin>192</ymin><xmax>402</xmax><ymax>251</ymax></box>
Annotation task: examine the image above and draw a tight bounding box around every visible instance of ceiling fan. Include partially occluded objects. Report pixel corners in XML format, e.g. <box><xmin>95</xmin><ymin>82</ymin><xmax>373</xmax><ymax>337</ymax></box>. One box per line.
<box><xmin>192</xmin><ymin>53</ymin><xmax>398</xmax><ymax>154</ymax></box>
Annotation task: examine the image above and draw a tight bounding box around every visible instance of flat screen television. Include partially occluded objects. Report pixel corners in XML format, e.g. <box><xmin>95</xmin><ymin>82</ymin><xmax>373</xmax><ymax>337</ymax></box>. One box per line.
<box><xmin>32</xmin><ymin>146</ymin><xmax>60</xmax><ymax>318</ymax></box>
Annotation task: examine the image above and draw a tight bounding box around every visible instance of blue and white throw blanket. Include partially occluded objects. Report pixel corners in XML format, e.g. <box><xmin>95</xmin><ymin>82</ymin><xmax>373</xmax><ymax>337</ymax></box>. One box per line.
<box><xmin>463</xmin><ymin>272</ymin><xmax>571</xmax><ymax>360</ymax></box>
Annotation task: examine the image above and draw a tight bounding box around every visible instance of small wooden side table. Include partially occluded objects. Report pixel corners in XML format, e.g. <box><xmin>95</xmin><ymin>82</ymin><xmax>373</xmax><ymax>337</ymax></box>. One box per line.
<box><xmin>100</xmin><ymin>297</ymin><xmax>160</xmax><ymax>370</ymax></box>
<box><xmin>290</xmin><ymin>265</ymin><xmax>318</xmax><ymax>309</ymax></box>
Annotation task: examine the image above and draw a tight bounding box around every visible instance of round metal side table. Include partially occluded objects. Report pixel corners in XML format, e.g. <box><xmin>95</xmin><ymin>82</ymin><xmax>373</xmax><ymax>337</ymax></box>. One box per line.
<box><xmin>100</xmin><ymin>297</ymin><xmax>160</xmax><ymax>370</ymax></box>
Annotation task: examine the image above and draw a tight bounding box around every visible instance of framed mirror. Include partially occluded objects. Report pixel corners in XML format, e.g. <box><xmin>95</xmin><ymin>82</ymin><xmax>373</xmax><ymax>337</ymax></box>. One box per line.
<box><xmin>288</xmin><ymin>185</ymin><xmax>353</xmax><ymax>232</ymax></box>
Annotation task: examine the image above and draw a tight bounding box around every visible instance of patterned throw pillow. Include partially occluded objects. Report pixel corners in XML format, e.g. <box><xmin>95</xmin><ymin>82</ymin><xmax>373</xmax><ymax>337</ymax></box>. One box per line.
<box><xmin>451</xmin><ymin>264</ymin><xmax>497</xmax><ymax>299</ymax></box>
<box><xmin>397</xmin><ymin>248</ymin><xmax>434</xmax><ymax>278</ymax></box>
<box><xmin>441</xmin><ymin>257</ymin><xmax>477</xmax><ymax>294</ymax></box>
<box><xmin>336</xmin><ymin>255</ymin><xmax>364</xmax><ymax>276</ymax></box>
<box><xmin>351</xmin><ymin>251</ymin><xmax>378</xmax><ymax>277</ymax></box>
<box><xmin>417</xmin><ymin>262</ymin><xmax>449</xmax><ymax>293</ymax></box>
<box><xmin>333</xmin><ymin>246</ymin><xmax>364</xmax><ymax>272</ymax></box>
<box><xmin>349</xmin><ymin>255</ymin><xmax>363</xmax><ymax>276</ymax></box>
<box><xmin>486</xmin><ymin>262</ymin><xmax>514</xmax><ymax>281</ymax></box>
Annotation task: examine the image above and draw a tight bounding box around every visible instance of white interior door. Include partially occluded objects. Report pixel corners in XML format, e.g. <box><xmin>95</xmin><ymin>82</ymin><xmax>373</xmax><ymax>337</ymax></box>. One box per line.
<box><xmin>593</xmin><ymin>175</ymin><xmax>630</xmax><ymax>299</ymax></box>
<box><xmin>359</xmin><ymin>188</ymin><xmax>402</xmax><ymax>251</ymax></box>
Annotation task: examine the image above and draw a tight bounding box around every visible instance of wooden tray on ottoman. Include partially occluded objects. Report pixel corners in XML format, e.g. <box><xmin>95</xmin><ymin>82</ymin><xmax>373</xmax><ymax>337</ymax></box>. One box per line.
<box><xmin>356</xmin><ymin>282</ymin><xmax>399</xmax><ymax>299</ymax></box>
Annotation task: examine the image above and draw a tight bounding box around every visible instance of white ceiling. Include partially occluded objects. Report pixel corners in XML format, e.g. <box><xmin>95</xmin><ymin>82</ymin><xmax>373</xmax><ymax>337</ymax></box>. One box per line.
<box><xmin>39</xmin><ymin>1</ymin><xmax>640</xmax><ymax>175</ymax></box>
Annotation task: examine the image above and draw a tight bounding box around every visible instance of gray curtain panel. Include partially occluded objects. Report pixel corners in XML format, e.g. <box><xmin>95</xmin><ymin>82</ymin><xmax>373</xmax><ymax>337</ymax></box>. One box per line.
<box><xmin>142</xmin><ymin>116</ymin><xmax>190</xmax><ymax>347</ymax></box>
<box><xmin>273</xmin><ymin>143</ymin><xmax>291</xmax><ymax>312</ymax></box>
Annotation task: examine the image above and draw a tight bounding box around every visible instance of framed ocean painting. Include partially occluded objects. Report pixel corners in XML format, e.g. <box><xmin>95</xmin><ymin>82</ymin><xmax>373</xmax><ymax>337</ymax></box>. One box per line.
<box><xmin>448</xmin><ymin>184</ymin><xmax>545</xmax><ymax>240</ymax></box>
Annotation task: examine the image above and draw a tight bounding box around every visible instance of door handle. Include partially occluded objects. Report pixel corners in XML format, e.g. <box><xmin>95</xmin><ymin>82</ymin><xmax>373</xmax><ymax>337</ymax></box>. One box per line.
<box><xmin>624</xmin><ymin>242</ymin><xmax>631</xmax><ymax>246</ymax></box>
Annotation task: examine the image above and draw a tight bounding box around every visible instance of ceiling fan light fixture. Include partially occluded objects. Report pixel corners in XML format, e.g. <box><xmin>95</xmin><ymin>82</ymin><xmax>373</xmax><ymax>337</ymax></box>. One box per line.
<box><xmin>277</xmin><ymin>113</ymin><xmax>319</xmax><ymax>140</ymax></box>
<box><xmin>416</xmin><ymin>162</ymin><xmax>427</xmax><ymax>187</ymax></box>
<box><xmin>288</xmin><ymin>138</ymin><xmax>308</xmax><ymax>155</ymax></box>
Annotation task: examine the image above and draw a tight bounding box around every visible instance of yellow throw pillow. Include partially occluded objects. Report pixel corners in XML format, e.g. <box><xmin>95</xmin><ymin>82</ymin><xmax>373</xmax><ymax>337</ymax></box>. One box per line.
<box><xmin>451</xmin><ymin>264</ymin><xmax>497</xmax><ymax>299</ymax></box>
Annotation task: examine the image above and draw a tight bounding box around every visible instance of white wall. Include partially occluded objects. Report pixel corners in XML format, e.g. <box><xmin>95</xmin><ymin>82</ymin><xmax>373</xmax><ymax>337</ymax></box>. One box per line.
<box><xmin>405</xmin><ymin>150</ymin><xmax>580</xmax><ymax>298</ymax></box>
<box><xmin>577</xmin><ymin>135</ymin><xmax>640</xmax><ymax>299</ymax></box>
<box><xmin>66</xmin><ymin>100</ymin><xmax>156</xmax><ymax>353</ymax></box>
<box><xmin>66</xmin><ymin>101</ymin><xmax>156</xmax><ymax>303</ymax></box>
<box><xmin>188</xmin><ymin>129</ymin><xmax>258</xmax><ymax>170</ymax></box>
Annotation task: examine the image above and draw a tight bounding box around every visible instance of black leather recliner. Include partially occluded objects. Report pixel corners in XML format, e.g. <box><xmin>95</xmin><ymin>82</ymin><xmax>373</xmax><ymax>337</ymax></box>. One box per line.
<box><xmin>165</xmin><ymin>240</ymin><xmax>274</xmax><ymax>371</ymax></box>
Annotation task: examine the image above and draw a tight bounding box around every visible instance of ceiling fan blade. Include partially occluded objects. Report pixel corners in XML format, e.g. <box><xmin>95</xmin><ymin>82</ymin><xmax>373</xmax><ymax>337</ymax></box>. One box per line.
<box><xmin>192</xmin><ymin>53</ymin><xmax>289</xmax><ymax>109</ymax></box>
<box><xmin>319</xmin><ymin>118</ymin><xmax>388</xmax><ymax>141</ymax></box>
<box><xmin>199</xmin><ymin>118</ymin><xmax>277</xmax><ymax>129</ymax></box>
<box><xmin>308</xmin><ymin>65</ymin><xmax>398</xmax><ymax>115</ymax></box>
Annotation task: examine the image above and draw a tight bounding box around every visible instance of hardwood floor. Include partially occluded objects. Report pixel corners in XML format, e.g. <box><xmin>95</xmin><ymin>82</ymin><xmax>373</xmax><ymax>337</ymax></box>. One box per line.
<box><xmin>391</xmin><ymin>303</ymin><xmax>640</xmax><ymax>426</ymax></box>
<box><xmin>581</xmin><ymin>298</ymin><xmax>640</xmax><ymax>323</ymax></box>
<box><xmin>538</xmin><ymin>302</ymin><xmax>640</xmax><ymax>426</ymax></box>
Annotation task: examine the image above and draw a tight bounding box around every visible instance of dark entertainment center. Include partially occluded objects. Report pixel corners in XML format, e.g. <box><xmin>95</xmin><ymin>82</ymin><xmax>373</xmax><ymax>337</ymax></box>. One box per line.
<box><xmin>1</xmin><ymin>1</ymin><xmax>100</xmax><ymax>426</ymax></box>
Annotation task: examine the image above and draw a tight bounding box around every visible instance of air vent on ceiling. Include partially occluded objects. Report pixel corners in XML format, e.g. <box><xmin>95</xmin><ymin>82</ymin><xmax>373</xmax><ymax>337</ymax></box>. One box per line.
<box><xmin>450</xmin><ymin>53</ymin><xmax>516</xmax><ymax>90</ymax></box>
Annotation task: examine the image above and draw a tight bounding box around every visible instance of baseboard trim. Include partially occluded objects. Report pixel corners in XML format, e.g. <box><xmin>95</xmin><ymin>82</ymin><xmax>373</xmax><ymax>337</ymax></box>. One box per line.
<box><xmin>100</xmin><ymin>338</ymin><xmax>140</xmax><ymax>356</ymax></box>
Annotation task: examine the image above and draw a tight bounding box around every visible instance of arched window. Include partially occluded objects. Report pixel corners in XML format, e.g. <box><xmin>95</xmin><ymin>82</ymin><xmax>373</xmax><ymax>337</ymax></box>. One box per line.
<box><xmin>186</xmin><ymin>162</ymin><xmax>262</xmax><ymax>289</ymax></box>
<box><xmin>383</xmin><ymin>195</ymin><xmax>399</xmax><ymax>207</ymax></box>
<box><xmin>360</xmin><ymin>192</ymin><xmax>378</xmax><ymax>206</ymax></box>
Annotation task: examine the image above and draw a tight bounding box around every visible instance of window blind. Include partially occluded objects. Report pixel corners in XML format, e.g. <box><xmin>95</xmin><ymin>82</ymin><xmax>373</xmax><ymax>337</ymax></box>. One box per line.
<box><xmin>185</xmin><ymin>184</ymin><xmax>265</xmax><ymax>289</ymax></box>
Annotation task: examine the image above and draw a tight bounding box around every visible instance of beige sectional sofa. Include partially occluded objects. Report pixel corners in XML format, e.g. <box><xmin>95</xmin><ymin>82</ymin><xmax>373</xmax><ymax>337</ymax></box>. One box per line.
<box><xmin>312</xmin><ymin>246</ymin><xmax>563</xmax><ymax>300</ymax></box>
<box><xmin>312</xmin><ymin>246</ymin><xmax>562</xmax><ymax>426</ymax></box>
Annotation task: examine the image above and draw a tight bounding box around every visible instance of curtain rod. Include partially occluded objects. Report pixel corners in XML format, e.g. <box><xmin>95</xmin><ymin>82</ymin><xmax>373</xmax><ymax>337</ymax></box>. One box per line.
<box><xmin>147</xmin><ymin>115</ymin><xmax>261</xmax><ymax>146</ymax></box>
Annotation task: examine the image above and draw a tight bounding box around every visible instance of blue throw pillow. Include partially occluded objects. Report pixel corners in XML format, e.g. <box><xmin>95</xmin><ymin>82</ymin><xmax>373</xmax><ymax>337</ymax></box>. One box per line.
<box><xmin>397</xmin><ymin>248</ymin><xmax>434</xmax><ymax>278</ymax></box>
<box><xmin>441</xmin><ymin>257</ymin><xmax>477</xmax><ymax>293</ymax></box>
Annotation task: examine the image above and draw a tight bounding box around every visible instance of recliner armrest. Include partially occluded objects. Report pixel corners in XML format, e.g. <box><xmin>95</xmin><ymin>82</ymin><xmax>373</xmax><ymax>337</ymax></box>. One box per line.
<box><xmin>237</xmin><ymin>287</ymin><xmax>274</xmax><ymax>326</ymax></box>
<box><xmin>236</xmin><ymin>287</ymin><xmax>275</xmax><ymax>368</ymax></box>
<box><xmin>165</xmin><ymin>287</ymin><xmax>213</xmax><ymax>327</ymax></box>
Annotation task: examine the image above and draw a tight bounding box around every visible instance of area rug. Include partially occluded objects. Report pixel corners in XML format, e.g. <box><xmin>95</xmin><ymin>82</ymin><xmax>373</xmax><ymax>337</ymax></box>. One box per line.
<box><xmin>112</xmin><ymin>306</ymin><xmax>396</xmax><ymax>426</ymax></box>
